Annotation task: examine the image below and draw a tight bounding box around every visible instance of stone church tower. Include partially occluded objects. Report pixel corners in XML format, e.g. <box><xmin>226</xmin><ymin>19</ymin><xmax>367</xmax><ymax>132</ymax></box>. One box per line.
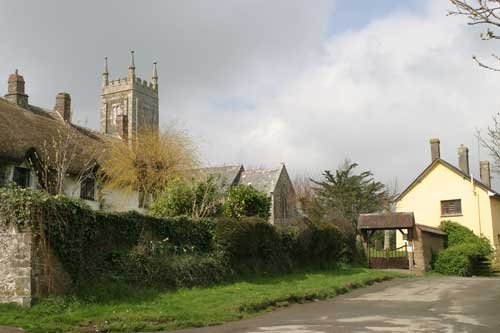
<box><xmin>100</xmin><ymin>51</ymin><xmax>159</xmax><ymax>143</ymax></box>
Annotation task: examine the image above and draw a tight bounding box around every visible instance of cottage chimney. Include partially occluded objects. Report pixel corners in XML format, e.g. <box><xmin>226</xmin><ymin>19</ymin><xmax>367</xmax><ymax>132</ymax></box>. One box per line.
<box><xmin>55</xmin><ymin>93</ymin><xmax>71</xmax><ymax>122</ymax></box>
<box><xmin>458</xmin><ymin>144</ymin><xmax>470</xmax><ymax>176</ymax></box>
<box><xmin>480</xmin><ymin>160</ymin><xmax>491</xmax><ymax>188</ymax></box>
<box><xmin>5</xmin><ymin>70</ymin><xmax>29</xmax><ymax>108</ymax></box>
<box><xmin>430</xmin><ymin>138</ymin><xmax>440</xmax><ymax>162</ymax></box>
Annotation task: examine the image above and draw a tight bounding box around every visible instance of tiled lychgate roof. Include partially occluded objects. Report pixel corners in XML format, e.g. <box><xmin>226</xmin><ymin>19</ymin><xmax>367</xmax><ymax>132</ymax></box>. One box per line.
<box><xmin>358</xmin><ymin>212</ymin><xmax>415</xmax><ymax>230</ymax></box>
<box><xmin>0</xmin><ymin>97</ymin><xmax>109</xmax><ymax>174</ymax></box>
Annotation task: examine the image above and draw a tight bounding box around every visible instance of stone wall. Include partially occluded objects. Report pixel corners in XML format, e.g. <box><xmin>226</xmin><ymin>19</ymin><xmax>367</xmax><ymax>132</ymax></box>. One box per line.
<box><xmin>0</xmin><ymin>223</ymin><xmax>72</xmax><ymax>307</ymax></box>
<box><xmin>412</xmin><ymin>227</ymin><xmax>445</xmax><ymax>272</ymax></box>
<box><xmin>0</xmin><ymin>224</ymin><xmax>31</xmax><ymax>307</ymax></box>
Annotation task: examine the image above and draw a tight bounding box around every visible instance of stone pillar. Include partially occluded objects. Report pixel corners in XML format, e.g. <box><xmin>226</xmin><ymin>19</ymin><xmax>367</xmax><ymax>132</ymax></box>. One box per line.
<box><xmin>0</xmin><ymin>224</ymin><xmax>32</xmax><ymax>307</ymax></box>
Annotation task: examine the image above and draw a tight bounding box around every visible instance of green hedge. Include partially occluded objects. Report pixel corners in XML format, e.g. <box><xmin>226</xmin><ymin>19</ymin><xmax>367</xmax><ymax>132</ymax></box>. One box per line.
<box><xmin>434</xmin><ymin>221</ymin><xmax>493</xmax><ymax>276</ymax></box>
<box><xmin>0</xmin><ymin>186</ymin><xmax>345</xmax><ymax>291</ymax></box>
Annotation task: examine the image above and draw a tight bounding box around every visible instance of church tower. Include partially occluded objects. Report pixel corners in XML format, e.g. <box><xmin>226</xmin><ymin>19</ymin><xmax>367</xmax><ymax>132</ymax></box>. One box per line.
<box><xmin>100</xmin><ymin>51</ymin><xmax>159</xmax><ymax>143</ymax></box>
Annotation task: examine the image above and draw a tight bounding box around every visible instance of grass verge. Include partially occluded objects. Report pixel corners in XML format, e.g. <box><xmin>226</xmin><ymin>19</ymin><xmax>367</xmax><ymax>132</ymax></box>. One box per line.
<box><xmin>0</xmin><ymin>267</ymin><xmax>409</xmax><ymax>333</ymax></box>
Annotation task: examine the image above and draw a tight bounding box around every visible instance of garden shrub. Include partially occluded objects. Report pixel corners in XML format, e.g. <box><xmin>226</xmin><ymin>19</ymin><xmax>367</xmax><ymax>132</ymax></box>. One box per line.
<box><xmin>434</xmin><ymin>221</ymin><xmax>493</xmax><ymax>276</ymax></box>
<box><xmin>149</xmin><ymin>176</ymin><xmax>224</xmax><ymax>218</ymax></box>
<box><xmin>214</xmin><ymin>216</ymin><xmax>292</xmax><ymax>274</ymax></box>
<box><xmin>222</xmin><ymin>184</ymin><xmax>271</xmax><ymax>219</ymax></box>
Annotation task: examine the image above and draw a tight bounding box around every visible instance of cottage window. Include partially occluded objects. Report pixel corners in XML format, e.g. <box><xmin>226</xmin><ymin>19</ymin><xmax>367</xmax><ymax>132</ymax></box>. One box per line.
<box><xmin>0</xmin><ymin>165</ymin><xmax>8</xmax><ymax>186</ymax></box>
<box><xmin>139</xmin><ymin>191</ymin><xmax>149</xmax><ymax>208</ymax></box>
<box><xmin>441</xmin><ymin>199</ymin><xmax>462</xmax><ymax>216</ymax></box>
<box><xmin>13</xmin><ymin>167</ymin><xmax>30</xmax><ymax>188</ymax></box>
<box><xmin>80</xmin><ymin>177</ymin><xmax>95</xmax><ymax>201</ymax></box>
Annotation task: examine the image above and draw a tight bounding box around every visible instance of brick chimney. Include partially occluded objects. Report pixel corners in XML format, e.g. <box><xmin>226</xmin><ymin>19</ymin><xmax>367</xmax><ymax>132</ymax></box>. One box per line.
<box><xmin>480</xmin><ymin>161</ymin><xmax>491</xmax><ymax>188</ymax></box>
<box><xmin>116</xmin><ymin>114</ymin><xmax>128</xmax><ymax>142</ymax></box>
<box><xmin>458</xmin><ymin>144</ymin><xmax>470</xmax><ymax>176</ymax></box>
<box><xmin>5</xmin><ymin>70</ymin><xmax>29</xmax><ymax>108</ymax></box>
<box><xmin>430</xmin><ymin>138</ymin><xmax>440</xmax><ymax>162</ymax></box>
<box><xmin>55</xmin><ymin>93</ymin><xmax>71</xmax><ymax>122</ymax></box>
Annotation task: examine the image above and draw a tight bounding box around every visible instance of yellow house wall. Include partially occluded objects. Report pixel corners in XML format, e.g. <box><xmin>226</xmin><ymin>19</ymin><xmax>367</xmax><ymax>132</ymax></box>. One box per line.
<box><xmin>489</xmin><ymin>199</ymin><xmax>500</xmax><ymax>258</ymax></box>
<box><xmin>396</xmin><ymin>162</ymin><xmax>496</xmax><ymax>252</ymax></box>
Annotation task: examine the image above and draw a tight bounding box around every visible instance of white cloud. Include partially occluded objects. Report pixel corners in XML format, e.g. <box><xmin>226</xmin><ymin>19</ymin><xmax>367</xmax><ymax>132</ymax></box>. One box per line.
<box><xmin>192</xmin><ymin>1</ymin><xmax>500</xmax><ymax>191</ymax></box>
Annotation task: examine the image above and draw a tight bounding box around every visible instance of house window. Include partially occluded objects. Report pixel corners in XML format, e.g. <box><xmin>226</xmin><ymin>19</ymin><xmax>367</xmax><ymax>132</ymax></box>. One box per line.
<box><xmin>80</xmin><ymin>177</ymin><xmax>96</xmax><ymax>201</ymax></box>
<box><xmin>441</xmin><ymin>199</ymin><xmax>462</xmax><ymax>216</ymax></box>
<box><xmin>0</xmin><ymin>165</ymin><xmax>8</xmax><ymax>186</ymax></box>
<box><xmin>139</xmin><ymin>191</ymin><xmax>150</xmax><ymax>208</ymax></box>
<box><xmin>13</xmin><ymin>167</ymin><xmax>30</xmax><ymax>188</ymax></box>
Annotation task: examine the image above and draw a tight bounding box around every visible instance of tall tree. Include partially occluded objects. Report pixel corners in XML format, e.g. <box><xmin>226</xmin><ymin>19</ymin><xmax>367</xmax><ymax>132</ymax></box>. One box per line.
<box><xmin>311</xmin><ymin>161</ymin><xmax>388</xmax><ymax>230</ymax></box>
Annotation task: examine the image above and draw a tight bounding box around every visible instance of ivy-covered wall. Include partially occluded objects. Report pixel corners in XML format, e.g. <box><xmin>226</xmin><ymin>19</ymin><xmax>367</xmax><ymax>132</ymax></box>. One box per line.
<box><xmin>0</xmin><ymin>186</ymin><xmax>345</xmax><ymax>307</ymax></box>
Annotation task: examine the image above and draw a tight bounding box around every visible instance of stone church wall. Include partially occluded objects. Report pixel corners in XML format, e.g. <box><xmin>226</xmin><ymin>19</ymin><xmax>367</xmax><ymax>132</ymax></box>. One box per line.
<box><xmin>272</xmin><ymin>168</ymin><xmax>298</xmax><ymax>225</ymax></box>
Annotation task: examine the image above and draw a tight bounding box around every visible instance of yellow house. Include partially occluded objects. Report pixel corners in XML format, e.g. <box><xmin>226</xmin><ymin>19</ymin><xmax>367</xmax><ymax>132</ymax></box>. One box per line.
<box><xmin>396</xmin><ymin>138</ymin><xmax>500</xmax><ymax>259</ymax></box>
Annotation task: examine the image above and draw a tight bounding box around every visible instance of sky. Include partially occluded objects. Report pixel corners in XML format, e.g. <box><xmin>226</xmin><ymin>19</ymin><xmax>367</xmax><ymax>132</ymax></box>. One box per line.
<box><xmin>1</xmin><ymin>0</ymin><xmax>500</xmax><ymax>192</ymax></box>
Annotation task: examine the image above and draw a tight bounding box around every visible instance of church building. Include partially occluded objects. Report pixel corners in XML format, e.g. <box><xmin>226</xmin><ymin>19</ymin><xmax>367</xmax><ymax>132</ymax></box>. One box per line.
<box><xmin>0</xmin><ymin>52</ymin><xmax>298</xmax><ymax>221</ymax></box>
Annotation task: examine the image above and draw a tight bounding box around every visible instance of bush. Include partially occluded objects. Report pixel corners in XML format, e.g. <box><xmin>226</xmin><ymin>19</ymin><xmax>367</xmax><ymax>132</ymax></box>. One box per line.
<box><xmin>223</xmin><ymin>185</ymin><xmax>271</xmax><ymax>219</ymax></box>
<box><xmin>440</xmin><ymin>221</ymin><xmax>491</xmax><ymax>256</ymax></box>
<box><xmin>149</xmin><ymin>176</ymin><xmax>224</xmax><ymax>218</ymax></box>
<box><xmin>215</xmin><ymin>216</ymin><xmax>291</xmax><ymax>274</ymax></box>
<box><xmin>434</xmin><ymin>221</ymin><xmax>493</xmax><ymax>276</ymax></box>
<box><xmin>434</xmin><ymin>243</ymin><xmax>485</xmax><ymax>276</ymax></box>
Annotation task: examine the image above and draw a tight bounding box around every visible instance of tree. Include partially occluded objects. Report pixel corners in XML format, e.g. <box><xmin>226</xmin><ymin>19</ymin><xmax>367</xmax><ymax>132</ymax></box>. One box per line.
<box><xmin>31</xmin><ymin>122</ymin><xmax>100</xmax><ymax>195</ymax></box>
<box><xmin>311</xmin><ymin>160</ymin><xmax>389</xmax><ymax>230</ymax></box>
<box><xmin>98</xmin><ymin>125</ymin><xmax>199</xmax><ymax>202</ymax></box>
<box><xmin>223</xmin><ymin>184</ymin><xmax>271</xmax><ymax>219</ymax></box>
<box><xmin>149</xmin><ymin>175</ymin><xmax>224</xmax><ymax>218</ymax></box>
<box><xmin>448</xmin><ymin>0</ymin><xmax>500</xmax><ymax>71</ymax></box>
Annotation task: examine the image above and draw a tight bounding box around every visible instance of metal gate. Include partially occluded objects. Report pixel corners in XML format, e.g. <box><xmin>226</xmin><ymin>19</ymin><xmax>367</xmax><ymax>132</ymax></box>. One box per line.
<box><xmin>367</xmin><ymin>244</ymin><xmax>409</xmax><ymax>269</ymax></box>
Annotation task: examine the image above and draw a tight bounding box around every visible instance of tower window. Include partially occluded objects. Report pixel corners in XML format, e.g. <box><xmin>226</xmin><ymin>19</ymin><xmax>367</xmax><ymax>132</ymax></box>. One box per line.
<box><xmin>13</xmin><ymin>167</ymin><xmax>30</xmax><ymax>188</ymax></box>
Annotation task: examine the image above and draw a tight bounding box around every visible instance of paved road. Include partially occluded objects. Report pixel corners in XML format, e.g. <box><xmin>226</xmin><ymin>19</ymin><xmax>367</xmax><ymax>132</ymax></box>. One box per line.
<box><xmin>169</xmin><ymin>277</ymin><xmax>500</xmax><ymax>333</ymax></box>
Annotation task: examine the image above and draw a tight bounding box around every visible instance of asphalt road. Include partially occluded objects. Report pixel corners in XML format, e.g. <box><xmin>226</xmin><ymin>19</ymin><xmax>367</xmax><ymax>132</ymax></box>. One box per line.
<box><xmin>169</xmin><ymin>276</ymin><xmax>500</xmax><ymax>333</ymax></box>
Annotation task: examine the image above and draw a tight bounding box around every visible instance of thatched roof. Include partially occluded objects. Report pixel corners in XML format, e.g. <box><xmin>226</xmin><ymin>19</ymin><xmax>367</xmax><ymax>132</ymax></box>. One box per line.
<box><xmin>0</xmin><ymin>97</ymin><xmax>109</xmax><ymax>174</ymax></box>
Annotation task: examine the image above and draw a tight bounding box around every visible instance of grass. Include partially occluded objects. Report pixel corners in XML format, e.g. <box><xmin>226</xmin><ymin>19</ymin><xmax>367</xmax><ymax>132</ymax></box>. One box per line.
<box><xmin>0</xmin><ymin>267</ymin><xmax>409</xmax><ymax>333</ymax></box>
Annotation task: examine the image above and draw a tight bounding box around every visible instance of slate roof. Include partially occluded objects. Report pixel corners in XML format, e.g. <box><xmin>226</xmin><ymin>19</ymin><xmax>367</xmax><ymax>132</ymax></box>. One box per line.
<box><xmin>358</xmin><ymin>212</ymin><xmax>415</xmax><ymax>230</ymax></box>
<box><xmin>0</xmin><ymin>97</ymin><xmax>109</xmax><ymax>174</ymax></box>
<box><xmin>239</xmin><ymin>166</ymin><xmax>283</xmax><ymax>194</ymax></box>
<box><xmin>396</xmin><ymin>158</ymin><xmax>500</xmax><ymax>202</ymax></box>
<box><xmin>191</xmin><ymin>165</ymin><xmax>244</xmax><ymax>189</ymax></box>
<box><xmin>416</xmin><ymin>224</ymin><xmax>447</xmax><ymax>236</ymax></box>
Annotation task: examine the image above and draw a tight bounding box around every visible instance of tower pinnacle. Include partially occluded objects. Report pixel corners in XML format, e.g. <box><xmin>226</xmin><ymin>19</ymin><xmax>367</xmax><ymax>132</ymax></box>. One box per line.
<box><xmin>128</xmin><ymin>50</ymin><xmax>136</xmax><ymax>80</ymax></box>
<box><xmin>102</xmin><ymin>57</ymin><xmax>109</xmax><ymax>87</ymax></box>
<box><xmin>152</xmin><ymin>62</ymin><xmax>158</xmax><ymax>90</ymax></box>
